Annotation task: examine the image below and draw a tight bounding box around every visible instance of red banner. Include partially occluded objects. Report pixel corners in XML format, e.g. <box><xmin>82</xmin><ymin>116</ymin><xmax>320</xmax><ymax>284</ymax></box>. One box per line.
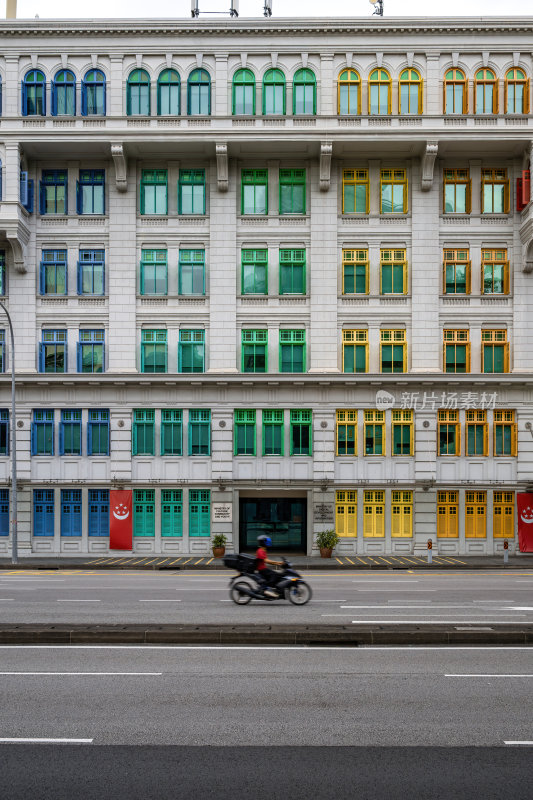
<box><xmin>516</xmin><ymin>493</ymin><xmax>533</xmax><ymax>552</ymax></box>
<box><xmin>109</xmin><ymin>490</ymin><xmax>133</xmax><ymax>550</ymax></box>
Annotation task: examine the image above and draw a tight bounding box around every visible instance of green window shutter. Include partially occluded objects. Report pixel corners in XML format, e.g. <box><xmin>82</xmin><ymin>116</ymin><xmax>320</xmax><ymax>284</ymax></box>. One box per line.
<box><xmin>279</xmin><ymin>330</ymin><xmax>306</xmax><ymax>373</ymax></box>
<box><xmin>132</xmin><ymin>410</ymin><xmax>155</xmax><ymax>455</ymax></box>
<box><xmin>492</xmin><ymin>346</ymin><xmax>504</xmax><ymax>373</ymax></box>
<box><xmin>262</xmin><ymin>410</ymin><xmax>284</xmax><ymax>455</ymax></box>
<box><xmin>241</xmin><ymin>329</ymin><xmax>267</xmax><ymax>373</ymax></box>
<box><xmin>189</xmin><ymin>490</ymin><xmax>211</xmax><ymax>537</ymax></box>
<box><xmin>279</xmin><ymin>249</ymin><xmax>306</xmax><ymax>294</ymax></box>
<box><xmin>179</xmin><ymin>249</ymin><xmax>205</xmax><ymax>296</ymax></box>
<box><xmin>161</xmin><ymin>410</ymin><xmax>182</xmax><ymax>456</ymax></box>
<box><xmin>241</xmin><ymin>169</ymin><xmax>268</xmax><ymax>215</ymax></box>
<box><xmin>289</xmin><ymin>410</ymin><xmax>312</xmax><ymax>456</ymax></box>
<box><xmin>241</xmin><ymin>249</ymin><xmax>268</xmax><ymax>294</ymax></box>
<box><xmin>234</xmin><ymin>410</ymin><xmax>256</xmax><ymax>455</ymax></box>
<box><xmin>381</xmin><ymin>265</ymin><xmax>392</xmax><ymax>294</ymax></box>
<box><xmin>134</xmin><ymin>489</ymin><xmax>155</xmax><ymax>536</ymax></box>
<box><xmin>161</xmin><ymin>490</ymin><xmax>183</xmax><ymax>536</ymax></box>
<box><xmin>188</xmin><ymin>410</ymin><xmax>211</xmax><ymax>456</ymax></box>
<box><xmin>279</xmin><ymin>169</ymin><xmax>306</xmax><ymax>214</ymax></box>
<box><xmin>141</xmin><ymin>329</ymin><xmax>167</xmax><ymax>373</ymax></box>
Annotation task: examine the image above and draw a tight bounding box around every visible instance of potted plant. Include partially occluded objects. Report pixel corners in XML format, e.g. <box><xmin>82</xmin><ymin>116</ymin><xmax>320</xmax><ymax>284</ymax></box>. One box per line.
<box><xmin>211</xmin><ymin>533</ymin><xmax>228</xmax><ymax>558</ymax></box>
<box><xmin>315</xmin><ymin>529</ymin><xmax>340</xmax><ymax>559</ymax></box>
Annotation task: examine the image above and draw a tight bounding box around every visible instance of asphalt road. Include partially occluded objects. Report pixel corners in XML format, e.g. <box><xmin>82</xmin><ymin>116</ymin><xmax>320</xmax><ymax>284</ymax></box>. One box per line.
<box><xmin>1</xmin><ymin>646</ymin><xmax>532</xmax><ymax>799</ymax></box>
<box><xmin>0</xmin><ymin>569</ymin><xmax>532</xmax><ymax>625</ymax></box>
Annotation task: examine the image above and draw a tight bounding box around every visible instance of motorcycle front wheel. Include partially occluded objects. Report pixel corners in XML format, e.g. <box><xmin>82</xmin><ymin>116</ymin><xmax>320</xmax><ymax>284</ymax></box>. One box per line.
<box><xmin>230</xmin><ymin>581</ymin><xmax>253</xmax><ymax>605</ymax></box>
<box><xmin>287</xmin><ymin>581</ymin><xmax>312</xmax><ymax>605</ymax></box>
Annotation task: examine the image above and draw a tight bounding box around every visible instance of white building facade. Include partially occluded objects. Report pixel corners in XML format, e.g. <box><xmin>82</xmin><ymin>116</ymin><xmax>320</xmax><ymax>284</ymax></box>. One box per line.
<box><xmin>0</xmin><ymin>16</ymin><xmax>532</xmax><ymax>558</ymax></box>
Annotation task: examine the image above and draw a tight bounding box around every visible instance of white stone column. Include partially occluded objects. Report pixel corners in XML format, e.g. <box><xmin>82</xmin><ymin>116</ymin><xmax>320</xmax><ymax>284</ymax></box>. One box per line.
<box><xmin>107</xmin><ymin>159</ymin><xmax>137</xmax><ymax>372</ymax></box>
<box><xmin>411</xmin><ymin>159</ymin><xmax>441</xmax><ymax>371</ymax></box>
<box><xmin>309</xmin><ymin>160</ymin><xmax>338</xmax><ymax>372</ymax></box>
<box><xmin>109</xmin><ymin>56</ymin><xmax>124</xmax><ymax>116</ymax></box>
<box><xmin>4</xmin><ymin>56</ymin><xmax>19</xmax><ymax>117</ymax></box>
<box><xmin>425</xmin><ymin>55</ymin><xmax>441</xmax><ymax>115</ymax></box>
<box><xmin>207</xmin><ymin>158</ymin><xmax>237</xmax><ymax>372</ymax></box>
<box><xmin>214</xmin><ymin>55</ymin><xmax>228</xmax><ymax>116</ymax></box>
<box><xmin>109</xmin><ymin>409</ymin><xmax>132</xmax><ymax>484</ymax></box>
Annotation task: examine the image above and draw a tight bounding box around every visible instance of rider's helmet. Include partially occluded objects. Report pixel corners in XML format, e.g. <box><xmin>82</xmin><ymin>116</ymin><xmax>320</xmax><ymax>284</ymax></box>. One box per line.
<box><xmin>257</xmin><ymin>535</ymin><xmax>272</xmax><ymax>548</ymax></box>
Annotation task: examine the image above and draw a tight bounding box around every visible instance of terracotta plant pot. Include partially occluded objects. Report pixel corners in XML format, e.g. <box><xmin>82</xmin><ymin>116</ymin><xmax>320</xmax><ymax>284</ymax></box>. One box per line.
<box><xmin>320</xmin><ymin>547</ymin><xmax>333</xmax><ymax>559</ymax></box>
<box><xmin>212</xmin><ymin>546</ymin><xmax>226</xmax><ymax>558</ymax></box>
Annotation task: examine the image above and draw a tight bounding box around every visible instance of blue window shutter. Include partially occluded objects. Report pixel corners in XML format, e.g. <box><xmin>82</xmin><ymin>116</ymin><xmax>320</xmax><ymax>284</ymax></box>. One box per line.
<box><xmin>42</xmin><ymin>83</ymin><xmax>47</xmax><ymax>116</ymax></box>
<box><xmin>73</xmin><ymin>81</ymin><xmax>77</xmax><ymax>116</ymax></box>
<box><xmin>102</xmin><ymin>181</ymin><xmax>106</xmax><ymax>215</ymax></box>
<box><xmin>39</xmin><ymin>182</ymin><xmax>46</xmax><ymax>215</ymax></box>
<box><xmin>103</xmin><ymin>82</ymin><xmax>107</xmax><ymax>115</ymax></box>
<box><xmin>76</xmin><ymin>342</ymin><xmax>81</xmax><ymax>372</ymax></box>
<box><xmin>87</xmin><ymin>420</ymin><xmax>92</xmax><ymax>456</ymax></box>
<box><xmin>31</xmin><ymin>422</ymin><xmax>37</xmax><ymax>455</ymax></box>
<box><xmin>51</xmin><ymin>82</ymin><xmax>57</xmax><ymax>116</ymax></box>
<box><xmin>27</xmin><ymin>180</ymin><xmax>34</xmax><ymax>213</ymax></box>
<box><xmin>64</xmin><ymin>341</ymin><xmax>68</xmax><ymax>369</ymax></box>
<box><xmin>21</xmin><ymin>81</ymin><xmax>27</xmax><ymax>116</ymax></box>
<box><xmin>76</xmin><ymin>181</ymin><xmax>81</xmax><ymax>215</ymax></box>
<box><xmin>59</xmin><ymin>421</ymin><xmax>64</xmax><ymax>455</ymax></box>
<box><xmin>77</xmin><ymin>260</ymin><xmax>82</xmax><ymax>295</ymax></box>
<box><xmin>73</xmin><ymin>505</ymin><xmax>81</xmax><ymax>536</ymax></box>
<box><xmin>104</xmin><ymin>421</ymin><xmax>110</xmax><ymax>455</ymax></box>
<box><xmin>64</xmin><ymin>180</ymin><xmax>68</xmax><ymax>215</ymax></box>
<box><xmin>38</xmin><ymin>342</ymin><xmax>45</xmax><ymax>371</ymax></box>
<box><xmin>20</xmin><ymin>171</ymin><xmax>28</xmax><ymax>205</ymax></box>
<box><xmin>81</xmin><ymin>82</ymin><xmax>87</xmax><ymax>116</ymax></box>
<box><xmin>39</xmin><ymin>262</ymin><xmax>45</xmax><ymax>294</ymax></box>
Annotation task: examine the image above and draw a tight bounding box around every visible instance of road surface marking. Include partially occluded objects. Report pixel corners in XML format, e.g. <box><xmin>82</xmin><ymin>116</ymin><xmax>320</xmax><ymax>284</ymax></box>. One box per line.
<box><xmin>0</xmin><ymin>598</ymin><xmax>14</xmax><ymax>601</ymax></box>
<box><xmin>0</xmin><ymin>738</ymin><xmax>94</xmax><ymax>744</ymax></box>
<box><xmin>344</xmin><ymin>557</ymin><xmax>355</xmax><ymax>565</ymax></box>
<box><xmin>181</xmin><ymin>558</ymin><xmax>192</xmax><ymax>565</ymax></box>
<box><xmin>348</xmin><ymin>619</ymin><xmax>528</xmax><ymax>624</ymax></box>
<box><xmin>138</xmin><ymin>599</ymin><xmax>182</xmax><ymax>602</ymax></box>
<box><xmin>445</xmin><ymin>674</ymin><xmax>533</xmax><ymax>678</ymax></box>
<box><xmin>56</xmin><ymin>599</ymin><xmax>100</xmax><ymax>603</ymax></box>
<box><xmin>504</xmin><ymin>741</ymin><xmax>533</xmax><ymax>745</ymax></box>
<box><xmin>0</xmin><ymin>644</ymin><xmax>530</xmax><ymax>651</ymax></box>
<box><xmin>206</xmin><ymin>558</ymin><xmax>214</xmax><ymax>565</ymax></box>
<box><xmin>0</xmin><ymin>672</ymin><xmax>163</xmax><ymax>676</ymax></box>
<box><xmin>502</xmin><ymin>607</ymin><xmax>533</xmax><ymax>610</ymax></box>
<box><xmin>335</xmin><ymin>558</ymin><xmax>343</xmax><ymax>564</ymax></box>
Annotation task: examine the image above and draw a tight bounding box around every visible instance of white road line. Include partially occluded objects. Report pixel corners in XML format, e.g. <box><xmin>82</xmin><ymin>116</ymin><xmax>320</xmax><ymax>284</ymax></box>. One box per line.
<box><xmin>503</xmin><ymin>607</ymin><xmax>533</xmax><ymax>610</ymax></box>
<box><xmin>138</xmin><ymin>600</ymin><xmax>182</xmax><ymax>603</ymax></box>
<box><xmin>0</xmin><ymin>599</ymin><xmax>14</xmax><ymax>601</ymax></box>
<box><xmin>56</xmin><ymin>600</ymin><xmax>101</xmax><ymax>603</ymax></box>
<box><xmin>445</xmin><ymin>674</ymin><xmax>533</xmax><ymax>678</ymax></box>
<box><xmin>351</xmin><ymin>580</ymin><xmax>420</xmax><ymax>583</ymax></box>
<box><xmin>349</xmin><ymin>619</ymin><xmax>529</xmax><ymax>624</ymax></box>
<box><xmin>0</xmin><ymin>644</ymin><xmax>531</xmax><ymax>650</ymax></box>
<box><xmin>0</xmin><ymin>672</ymin><xmax>163</xmax><ymax>676</ymax></box>
<box><xmin>0</xmin><ymin>738</ymin><xmax>93</xmax><ymax>744</ymax></box>
<box><xmin>504</xmin><ymin>741</ymin><xmax>533</xmax><ymax>745</ymax></box>
<box><xmin>355</xmin><ymin>589</ymin><xmax>438</xmax><ymax>592</ymax></box>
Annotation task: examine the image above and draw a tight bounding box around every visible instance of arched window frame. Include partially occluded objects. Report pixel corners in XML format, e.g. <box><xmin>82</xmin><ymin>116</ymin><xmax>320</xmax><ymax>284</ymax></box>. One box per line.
<box><xmin>157</xmin><ymin>69</ymin><xmax>181</xmax><ymax>116</ymax></box>
<box><xmin>126</xmin><ymin>69</ymin><xmax>151</xmax><ymax>116</ymax></box>
<box><xmin>292</xmin><ymin>68</ymin><xmax>316</xmax><ymax>116</ymax></box>
<box><xmin>232</xmin><ymin>68</ymin><xmax>256</xmax><ymax>115</ymax></box>
<box><xmin>398</xmin><ymin>68</ymin><xmax>423</xmax><ymax>115</ymax></box>
<box><xmin>262</xmin><ymin>68</ymin><xmax>286</xmax><ymax>115</ymax></box>
<box><xmin>368</xmin><ymin>69</ymin><xmax>391</xmax><ymax>115</ymax></box>
<box><xmin>51</xmin><ymin>69</ymin><xmax>76</xmax><ymax>117</ymax></box>
<box><xmin>22</xmin><ymin>69</ymin><xmax>46</xmax><ymax>116</ymax></box>
<box><xmin>81</xmin><ymin>69</ymin><xmax>106</xmax><ymax>116</ymax></box>
<box><xmin>338</xmin><ymin>69</ymin><xmax>361</xmax><ymax>115</ymax></box>
<box><xmin>474</xmin><ymin>68</ymin><xmax>498</xmax><ymax>115</ymax></box>
<box><xmin>443</xmin><ymin>69</ymin><xmax>468</xmax><ymax>115</ymax></box>
<box><xmin>187</xmin><ymin>69</ymin><xmax>211</xmax><ymax>116</ymax></box>
<box><xmin>505</xmin><ymin>68</ymin><xmax>530</xmax><ymax>114</ymax></box>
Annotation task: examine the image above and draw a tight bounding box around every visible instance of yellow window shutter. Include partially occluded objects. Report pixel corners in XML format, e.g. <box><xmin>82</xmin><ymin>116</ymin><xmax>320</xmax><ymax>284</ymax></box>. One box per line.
<box><xmin>493</xmin><ymin>79</ymin><xmax>500</xmax><ymax>114</ymax></box>
<box><xmin>524</xmin><ymin>78</ymin><xmax>531</xmax><ymax>114</ymax></box>
<box><xmin>466</xmin><ymin>262</ymin><xmax>472</xmax><ymax>294</ymax></box>
<box><xmin>466</xmin><ymin>180</ymin><xmax>472</xmax><ymax>213</ymax></box>
<box><xmin>419</xmin><ymin>78</ymin><xmax>424</xmax><ymax>114</ymax></box>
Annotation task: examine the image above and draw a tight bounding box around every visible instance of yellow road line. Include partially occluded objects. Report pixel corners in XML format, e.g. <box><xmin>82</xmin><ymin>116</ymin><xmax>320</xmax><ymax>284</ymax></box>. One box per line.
<box><xmin>181</xmin><ymin>558</ymin><xmax>192</xmax><ymax>565</ymax></box>
<box><xmin>335</xmin><ymin>558</ymin><xmax>343</xmax><ymax>564</ymax></box>
<box><xmin>356</xmin><ymin>557</ymin><xmax>369</xmax><ymax>565</ymax></box>
<box><xmin>143</xmin><ymin>558</ymin><xmax>159</xmax><ymax>565</ymax></box>
<box><xmin>206</xmin><ymin>558</ymin><xmax>213</xmax><ymax>565</ymax></box>
<box><xmin>194</xmin><ymin>558</ymin><xmax>204</xmax><ymax>565</ymax></box>
<box><xmin>379</xmin><ymin>557</ymin><xmax>393</xmax><ymax>565</ymax></box>
<box><xmin>158</xmin><ymin>558</ymin><xmax>170</xmax><ymax>565</ymax></box>
<box><xmin>344</xmin><ymin>557</ymin><xmax>355</xmax><ymax>565</ymax></box>
<box><xmin>167</xmin><ymin>558</ymin><xmax>183</xmax><ymax>565</ymax></box>
<box><xmin>450</xmin><ymin>557</ymin><xmax>468</xmax><ymax>565</ymax></box>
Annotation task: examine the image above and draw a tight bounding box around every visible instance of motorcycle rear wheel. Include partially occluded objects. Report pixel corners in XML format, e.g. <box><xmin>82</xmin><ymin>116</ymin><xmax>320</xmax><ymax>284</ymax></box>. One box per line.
<box><xmin>230</xmin><ymin>581</ymin><xmax>253</xmax><ymax>605</ymax></box>
<box><xmin>287</xmin><ymin>581</ymin><xmax>312</xmax><ymax>605</ymax></box>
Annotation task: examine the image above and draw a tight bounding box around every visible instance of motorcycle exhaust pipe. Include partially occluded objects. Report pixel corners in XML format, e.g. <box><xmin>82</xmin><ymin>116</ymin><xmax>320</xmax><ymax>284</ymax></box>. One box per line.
<box><xmin>237</xmin><ymin>584</ymin><xmax>261</xmax><ymax>599</ymax></box>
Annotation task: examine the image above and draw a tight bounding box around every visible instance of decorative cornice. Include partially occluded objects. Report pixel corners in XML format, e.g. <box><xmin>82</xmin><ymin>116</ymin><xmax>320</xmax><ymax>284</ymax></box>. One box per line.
<box><xmin>0</xmin><ymin>17</ymin><xmax>533</xmax><ymax>38</ymax></box>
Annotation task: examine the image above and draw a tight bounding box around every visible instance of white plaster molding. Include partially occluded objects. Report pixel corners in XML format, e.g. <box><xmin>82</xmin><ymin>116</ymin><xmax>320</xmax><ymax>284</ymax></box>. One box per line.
<box><xmin>452</xmin><ymin>52</ymin><xmax>459</xmax><ymax>67</ymax></box>
<box><xmin>406</xmin><ymin>52</ymin><xmax>414</xmax><ymax>67</ymax></box>
<box><xmin>271</xmin><ymin>52</ymin><xmax>277</xmax><ymax>69</ymax></box>
<box><xmin>240</xmin><ymin>52</ymin><xmax>247</xmax><ymax>67</ymax></box>
<box><xmin>30</xmin><ymin>54</ymin><xmax>38</xmax><ymax>69</ymax></box>
<box><xmin>421</xmin><ymin>141</ymin><xmax>438</xmax><ymax>192</ymax></box>
<box><xmin>216</xmin><ymin>142</ymin><xmax>228</xmax><ymax>192</ymax></box>
<box><xmin>61</xmin><ymin>54</ymin><xmax>68</xmax><ymax>69</ymax></box>
<box><xmin>376</xmin><ymin>52</ymin><xmax>383</xmax><ymax>68</ymax></box>
<box><xmin>91</xmin><ymin>53</ymin><xmax>98</xmax><ymax>68</ymax></box>
<box><xmin>135</xmin><ymin>54</ymin><xmax>142</xmax><ymax>68</ymax></box>
<box><xmin>482</xmin><ymin>51</ymin><xmax>490</xmax><ymax>67</ymax></box>
<box><xmin>196</xmin><ymin>53</ymin><xmax>203</xmax><ymax>69</ymax></box>
<box><xmin>513</xmin><ymin>51</ymin><xmax>521</xmax><ymax>67</ymax></box>
<box><xmin>111</xmin><ymin>143</ymin><xmax>128</xmax><ymax>193</ymax></box>
<box><xmin>166</xmin><ymin>53</ymin><xmax>172</xmax><ymax>68</ymax></box>
<box><xmin>319</xmin><ymin>142</ymin><xmax>333</xmax><ymax>192</ymax></box>
<box><xmin>346</xmin><ymin>52</ymin><xmax>352</xmax><ymax>69</ymax></box>
<box><xmin>301</xmin><ymin>52</ymin><xmax>308</xmax><ymax>68</ymax></box>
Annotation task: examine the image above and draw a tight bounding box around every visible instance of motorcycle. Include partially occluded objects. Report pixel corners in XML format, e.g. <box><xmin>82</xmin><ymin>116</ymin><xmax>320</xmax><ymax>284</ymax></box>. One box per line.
<box><xmin>223</xmin><ymin>553</ymin><xmax>312</xmax><ymax>605</ymax></box>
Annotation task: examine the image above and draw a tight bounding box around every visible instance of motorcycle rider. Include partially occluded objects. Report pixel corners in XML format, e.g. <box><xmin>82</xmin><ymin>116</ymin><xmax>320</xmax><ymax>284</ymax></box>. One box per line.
<box><xmin>255</xmin><ymin>535</ymin><xmax>284</xmax><ymax>598</ymax></box>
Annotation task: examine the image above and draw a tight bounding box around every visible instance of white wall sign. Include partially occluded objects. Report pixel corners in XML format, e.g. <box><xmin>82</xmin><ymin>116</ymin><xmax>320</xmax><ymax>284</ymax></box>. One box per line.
<box><xmin>212</xmin><ymin>502</ymin><xmax>233</xmax><ymax>522</ymax></box>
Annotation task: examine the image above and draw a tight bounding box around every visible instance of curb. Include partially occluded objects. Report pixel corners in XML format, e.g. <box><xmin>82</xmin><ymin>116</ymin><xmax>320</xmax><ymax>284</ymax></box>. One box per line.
<box><xmin>0</xmin><ymin>624</ymin><xmax>532</xmax><ymax>646</ymax></box>
<box><xmin>1</xmin><ymin>560</ymin><xmax>532</xmax><ymax>571</ymax></box>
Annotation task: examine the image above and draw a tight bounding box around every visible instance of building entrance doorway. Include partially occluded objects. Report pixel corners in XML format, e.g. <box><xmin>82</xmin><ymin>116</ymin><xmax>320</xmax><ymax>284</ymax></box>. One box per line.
<box><xmin>239</xmin><ymin>497</ymin><xmax>307</xmax><ymax>553</ymax></box>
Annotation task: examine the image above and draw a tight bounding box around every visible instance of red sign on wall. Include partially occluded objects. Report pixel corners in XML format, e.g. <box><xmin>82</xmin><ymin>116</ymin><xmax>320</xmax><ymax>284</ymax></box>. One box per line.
<box><xmin>109</xmin><ymin>490</ymin><xmax>133</xmax><ymax>550</ymax></box>
<box><xmin>516</xmin><ymin>493</ymin><xmax>533</xmax><ymax>553</ymax></box>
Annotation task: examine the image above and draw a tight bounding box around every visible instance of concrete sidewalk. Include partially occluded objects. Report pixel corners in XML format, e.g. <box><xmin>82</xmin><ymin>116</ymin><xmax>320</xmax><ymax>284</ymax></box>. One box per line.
<box><xmin>0</xmin><ymin>554</ymin><xmax>532</xmax><ymax>570</ymax></box>
<box><xmin>0</xmin><ymin>623</ymin><xmax>531</xmax><ymax>646</ymax></box>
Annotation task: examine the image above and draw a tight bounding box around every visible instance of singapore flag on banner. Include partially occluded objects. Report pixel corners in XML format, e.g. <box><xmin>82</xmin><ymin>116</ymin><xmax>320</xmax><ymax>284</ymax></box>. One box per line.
<box><xmin>109</xmin><ymin>490</ymin><xmax>133</xmax><ymax>550</ymax></box>
<box><xmin>516</xmin><ymin>493</ymin><xmax>533</xmax><ymax>552</ymax></box>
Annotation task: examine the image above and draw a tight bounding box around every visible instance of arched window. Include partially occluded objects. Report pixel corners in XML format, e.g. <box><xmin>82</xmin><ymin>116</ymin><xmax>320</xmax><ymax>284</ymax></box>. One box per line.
<box><xmin>22</xmin><ymin>69</ymin><xmax>46</xmax><ymax>116</ymax></box>
<box><xmin>127</xmin><ymin>69</ymin><xmax>150</xmax><ymax>116</ymax></box>
<box><xmin>338</xmin><ymin>69</ymin><xmax>360</xmax><ymax>115</ymax></box>
<box><xmin>262</xmin><ymin>68</ymin><xmax>285</xmax><ymax>115</ymax></box>
<box><xmin>505</xmin><ymin>68</ymin><xmax>529</xmax><ymax>114</ymax></box>
<box><xmin>232</xmin><ymin>68</ymin><xmax>255</xmax><ymax>115</ymax></box>
<box><xmin>475</xmin><ymin>69</ymin><xmax>498</xmax><ymax>114</ymax></box>
<box><xmin>82</xmin><ymin>69</ymin><xmax>106</xmax><ymax>116</ymax></box>
<box><xmin>293</xmin><ymin>68</ymin><xmax>316</xmax><ymax>115</ymax></box>
<box><xmin>52</xmin><ymin>69</ymin><xmax>76</xmax><ymax>116</ymax></box>
<box><xmin>187</xmin><ymin>69</ymin><xmax>211</xmax><ymax>116</ymax></box>
<box><xmin>368</xmin><ymin>69</ymin><xmax>391</xmax><ymax>115</ymax></box>
<box><xmin>399</xmin><ymin>68</ymin><xmax>422</xmax><ymax>115</ymax></box>
<box><xmin>444</xmin><ymin>69</ymin><xmax>467</xmax><ymax>114</ymax></box>
<box><xmin>157</xmin><ymin>69</ymin><xmax>180</xmax><ymax>116</ymax></box>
